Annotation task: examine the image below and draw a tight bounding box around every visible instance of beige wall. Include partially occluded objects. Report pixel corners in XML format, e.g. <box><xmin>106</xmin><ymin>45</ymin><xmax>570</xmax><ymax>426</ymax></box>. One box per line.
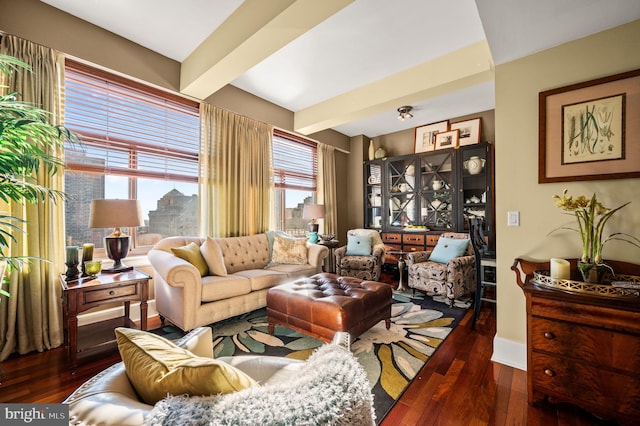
<box><xmin>494</xmin><ymin>19</ymin><xmax>640</xmax><ymax>363</ymax></box>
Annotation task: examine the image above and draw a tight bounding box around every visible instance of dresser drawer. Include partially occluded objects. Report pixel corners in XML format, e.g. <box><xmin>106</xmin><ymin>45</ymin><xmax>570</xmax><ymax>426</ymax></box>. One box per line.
<box><xmin>426</xmin><ymin>235</ymin><xmax>440</xmax><ymax>247</ymax></box>
<box><xmin>402</xmin><ymin>233</ymin><xmax>424</xmax><ymax>245</ymax></box>
<box><xmin>382</xmin><ymin>233</ymin><xmax>401</xmax><ymax>244</ymax></box>
<box><xmin>531</xmin><ymin>352</ymin><xmax>640</xmax><ymax>417</ymax></box>
<box><xmin>530</xmin><ymin>317</ymin><xmax>640</xmax><ymax>373</ymax></box>
<box><xmin>403</xmin><ymin>245</ymin><xmax>424</xmax><ymax>253</ymax></box>
<box><xmin>83</xmin><ymin>284</ymin><xmax>138</xmax><ymax>304</ymax></box>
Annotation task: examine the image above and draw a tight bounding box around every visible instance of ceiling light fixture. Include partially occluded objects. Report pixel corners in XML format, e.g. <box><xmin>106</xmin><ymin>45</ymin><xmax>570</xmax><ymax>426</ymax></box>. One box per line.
<box><xmin>397</xmin><ymin>105</ymin><xmax>413</xmax><ymax>121</ymax></box>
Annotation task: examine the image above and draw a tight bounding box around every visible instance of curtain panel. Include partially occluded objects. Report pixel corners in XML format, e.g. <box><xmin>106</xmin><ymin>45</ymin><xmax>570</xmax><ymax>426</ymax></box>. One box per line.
<box><xmin>199</xmin><ymin>103</ymin><xmax>274</xmax><ymax>237</ymax></box>
<box><xmin>317</xmin><ymin>143</ymin><xmax>337</xmax><ymax>235</ymax></box>
<box><xmin>0</xmin><ymin>35</ymin><xmax>66</xmax><ymax>361</ymax></box>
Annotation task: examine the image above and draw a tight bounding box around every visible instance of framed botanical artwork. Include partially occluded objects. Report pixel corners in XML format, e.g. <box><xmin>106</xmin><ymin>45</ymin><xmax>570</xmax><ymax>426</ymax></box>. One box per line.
<box><xmin>450</xmin><ymin>118</ymin><xmax>481</xmax><ymax>146</ymax></box>
<box><xmin>539</xmin><ymin>68</ymin><xmax>640</xmax><ymax>183</ymax></box>
<box><xmin>414</xmin><ymin>120</ymin><xmax>449</xmax><ymax>153</ymax></box>
<box><xmin>434</xmin><ymin>129</ymin><xmax>459</xmax><ymax>150</ymax></box>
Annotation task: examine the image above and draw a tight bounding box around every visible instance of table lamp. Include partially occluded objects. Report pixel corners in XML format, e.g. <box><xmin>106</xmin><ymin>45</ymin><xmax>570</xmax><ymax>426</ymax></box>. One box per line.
<box><xmin>89</xmin><ymin>199</ymin><xmax>144</xmax><ymax>273</ymax></box>
<box><xmin>302</xmin><ymin>203</ymin><xmax>325</xmax><ymax>233</ymax></box>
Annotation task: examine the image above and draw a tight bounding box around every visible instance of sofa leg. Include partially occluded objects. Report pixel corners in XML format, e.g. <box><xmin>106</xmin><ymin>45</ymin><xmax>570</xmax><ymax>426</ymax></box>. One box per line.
<box><xmin>267</xmin><ymin>322</ymin><xmax>274</xmax><ymax>334</ymax></box>
<box><xmin>159</xmin><ymin>315</ymin><xmax>165</xmax><ymax>326</ymax></box>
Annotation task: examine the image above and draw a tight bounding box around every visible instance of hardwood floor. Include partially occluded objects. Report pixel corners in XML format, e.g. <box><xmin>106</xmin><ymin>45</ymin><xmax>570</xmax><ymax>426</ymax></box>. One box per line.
<box><xmin>0</xmin><ymin>282</ymin><xmax>620</xmax><ymax>425</ymax></box>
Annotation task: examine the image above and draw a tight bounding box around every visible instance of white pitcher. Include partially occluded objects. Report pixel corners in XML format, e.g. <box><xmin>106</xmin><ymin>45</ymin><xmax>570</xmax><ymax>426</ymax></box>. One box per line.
<box><xmin>431</xmin><ymin>180</ymin><xmax>443</xmax><ymax>190</ymax></box>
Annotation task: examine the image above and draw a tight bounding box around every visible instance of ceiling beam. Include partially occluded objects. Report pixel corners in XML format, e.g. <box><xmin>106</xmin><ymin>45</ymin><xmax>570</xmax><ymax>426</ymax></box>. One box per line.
<box><xmin>180</xmin><ymin>0</ymin><xmax>354</xmax><ymax>99</ymax></box>
<box><xmin>294</xmin><ymin>41</ymin><xmax>495</xmax><ymax>135</ymax></box>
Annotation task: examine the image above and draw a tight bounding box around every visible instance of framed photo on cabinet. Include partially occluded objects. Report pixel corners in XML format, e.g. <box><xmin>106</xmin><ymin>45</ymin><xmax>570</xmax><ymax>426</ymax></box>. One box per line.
<box><xmin>414</xmin><ymin>120</ymin><xmax>449</xmax><ymax>153</ymax></box>
<box><xmin>434</xmin><ymin>129</ymin><xmax>459</xmax><ymax>150</ymax></box>
<box><xmin>450</xmin><ymin>118</ymin><xmax>481</xmax><ymax>146</ymax></box>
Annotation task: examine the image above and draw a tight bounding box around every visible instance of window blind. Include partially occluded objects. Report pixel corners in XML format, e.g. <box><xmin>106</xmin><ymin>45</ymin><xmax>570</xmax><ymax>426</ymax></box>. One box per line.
<box><xmin>272</xmin><ymin>130</ymin><xmax>317</xmax><ymax>191</ymax></box>
<box><xmin>64</xmin><ymin>60</ymin><xmax>199</xmax><ymax>182</ymax></box>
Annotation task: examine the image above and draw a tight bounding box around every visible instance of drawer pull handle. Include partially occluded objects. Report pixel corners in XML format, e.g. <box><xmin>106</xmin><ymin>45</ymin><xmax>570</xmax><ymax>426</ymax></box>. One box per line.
<box><xmin>544</xmin><ymin>369</ymin><xmax>556</xmax><ymax>377</ymax></box>
<box><xmin>543</xmin><ymin>332</ymin><xmax>555</xmax><ymax>339</ymax></box>
<box><xmin>109</xmin><ymin>290</ymin><xmax>115</xmax><ymax>296</ymax></box>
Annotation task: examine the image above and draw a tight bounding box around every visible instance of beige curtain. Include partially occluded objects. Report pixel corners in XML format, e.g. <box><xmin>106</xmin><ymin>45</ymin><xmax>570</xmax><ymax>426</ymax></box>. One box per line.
<box><xmin>317</xmin><ymin>143</ymin><xmax>337</xmax><ymax>235</ymax></box>
<box><xmin>0</xmin><ymin>36</ymin><xmax>66</xmax><ymax>361</ymax></box>
<box><xmin>199</xmin><ymin>103</ymin><xmax>273</xmax><ymax>237</ymax></box>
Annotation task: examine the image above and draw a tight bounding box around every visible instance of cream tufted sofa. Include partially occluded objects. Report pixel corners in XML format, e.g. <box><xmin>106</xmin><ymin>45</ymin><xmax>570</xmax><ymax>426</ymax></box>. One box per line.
<box><xmin>148</xmin><ymin>233</ymin><xmax>328</xmax><ymax>331</ymax></box>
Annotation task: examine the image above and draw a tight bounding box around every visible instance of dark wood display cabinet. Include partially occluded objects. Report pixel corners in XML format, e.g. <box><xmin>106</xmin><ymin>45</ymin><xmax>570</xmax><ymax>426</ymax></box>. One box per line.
<box><xmin>364</xmin><ymin>142</ymin><xmax>494</xmax><ymax>266</ymax></box>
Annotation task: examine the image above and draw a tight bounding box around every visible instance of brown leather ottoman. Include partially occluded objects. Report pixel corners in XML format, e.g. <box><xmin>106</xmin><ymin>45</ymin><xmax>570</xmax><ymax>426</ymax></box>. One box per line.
<box><xmin>267</xmin><ymin>272</ymin><xmax>392</xmax><ymax>342</ymax></box>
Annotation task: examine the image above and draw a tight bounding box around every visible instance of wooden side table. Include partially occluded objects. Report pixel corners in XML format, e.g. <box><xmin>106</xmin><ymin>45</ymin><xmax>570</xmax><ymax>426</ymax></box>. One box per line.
<box><xmin>60</xmin><ymin>268</ymin><xmax>150</xmax><ymax>369</ymax></box>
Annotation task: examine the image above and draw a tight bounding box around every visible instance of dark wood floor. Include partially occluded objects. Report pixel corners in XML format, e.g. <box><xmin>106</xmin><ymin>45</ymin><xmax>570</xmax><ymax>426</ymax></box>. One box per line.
<box><xmin>0</xmin><ymin>279</ymin><xmax>621</xmax><ymax>425</ymax></box>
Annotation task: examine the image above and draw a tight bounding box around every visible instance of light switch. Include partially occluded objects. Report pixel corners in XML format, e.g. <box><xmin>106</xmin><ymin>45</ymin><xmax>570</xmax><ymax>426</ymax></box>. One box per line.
<box><xmin>507</xmin><ymin>211</ymin><xmax>520</xmax><ymax>227</ymax></box>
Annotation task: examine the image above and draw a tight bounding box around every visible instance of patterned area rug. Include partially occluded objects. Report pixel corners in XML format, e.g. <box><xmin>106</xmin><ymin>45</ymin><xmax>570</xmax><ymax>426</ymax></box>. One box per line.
<box><xmin>153</xmin><ymin>290</ymin><xmax>467</xmax><ymax>423</ymax></box>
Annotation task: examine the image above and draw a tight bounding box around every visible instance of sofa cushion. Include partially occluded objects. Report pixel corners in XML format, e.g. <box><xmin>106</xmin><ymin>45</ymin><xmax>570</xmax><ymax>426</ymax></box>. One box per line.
<box><xmin>234</xmin><ymin>269</ymin><xmax>289</xmax><ymax>291</ymax></box>
<box><xmin>171</xmin><ymin>242</ymin><xmax>209</xmax><ymax>276</ymax></box>
<box><xmin>272</xmin><ymin>234</ymin><xmax>308</xmax><ymax>265</ymax></box>
<box><xmin>115</xmin><ymin>327</ymin><xmax>257</xmax><ymax>405</ymax></box>
<box><xmin>345</xmin><ymin>234</ymin><xmax>372</xmax><ymax>256</ymax></box>
<box><xmin>267</xmin><ymin>263</ymin><xmax>318</xmax><ymax>279</ymax></box>
<box><xmin>200</xmin><ymin>237</ymin><xmax>228</xmax><ymax>276</ymax></box>
<box><xmin>429</xmin><ymin>237</ymin><xmax>470</xmax><ymax>264</ymax></box>
<box><xmin>201</xmin><ymin>275</ymin><xmax>252</xmax><ymax>302</ymax></box>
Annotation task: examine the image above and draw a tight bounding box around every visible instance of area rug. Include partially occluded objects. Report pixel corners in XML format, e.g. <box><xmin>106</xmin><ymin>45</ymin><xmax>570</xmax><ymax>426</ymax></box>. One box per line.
<box><xmin>153</xmin><ymin>290</ymin><xmax>467</xmax><ymax>423</ymax></box>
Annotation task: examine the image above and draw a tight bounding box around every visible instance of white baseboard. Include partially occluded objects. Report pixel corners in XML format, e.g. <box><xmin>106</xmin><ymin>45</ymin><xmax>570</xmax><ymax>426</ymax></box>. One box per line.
<box><xmin>78</xmin><ymin>300</ymin><xmax>158</xmax><ymax>327</ymax></box>
<box><xmin>491</xmin><ymin>336</ymin><xmax>527</xmax><ymax>371</ymax></box>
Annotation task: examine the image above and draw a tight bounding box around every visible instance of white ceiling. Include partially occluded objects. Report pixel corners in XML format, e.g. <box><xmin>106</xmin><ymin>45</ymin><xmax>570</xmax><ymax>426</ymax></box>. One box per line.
<box><xmin>41</xmin><ymin>0</ymin><xmax>640</xmax><ymax>138</ymax></box>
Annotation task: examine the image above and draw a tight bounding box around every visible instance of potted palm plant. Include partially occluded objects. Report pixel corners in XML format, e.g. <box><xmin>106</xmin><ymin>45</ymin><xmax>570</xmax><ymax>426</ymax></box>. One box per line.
<box><xmin>0</xmin><ymin>53</ymin><xmax>74</xmax><ymax>299</ymax></box>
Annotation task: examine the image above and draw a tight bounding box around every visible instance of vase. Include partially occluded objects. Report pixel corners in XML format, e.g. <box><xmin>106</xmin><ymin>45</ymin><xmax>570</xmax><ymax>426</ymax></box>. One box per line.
<box><xmin>577</xmin><ymin>261</ymin><xmax>609</xmax><ymax>283</ymax></box>
<box><xmin>374</xmin><ymin>146</ymin><xmax>386</xmax><ymax>159</ymax></box>
<box><xmin>368</xmin><ymin>140</ymin><xmax>375</xmax><ymax>161</ymax></box>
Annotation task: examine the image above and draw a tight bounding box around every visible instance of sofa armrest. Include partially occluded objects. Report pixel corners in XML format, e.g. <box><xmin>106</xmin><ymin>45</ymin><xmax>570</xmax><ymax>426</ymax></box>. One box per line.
<box><xmin>307</xmin><ymin>243</ymin><xmax>329</xmax><ymax>267</ymax></box>
<box><xmin>147</xmin><ymin>249</ymin><xmax>201</xmax><ymax>289</ymax></box>
<box><xmin>174</xmin><ymin>327</ymin><xmax>213</xmax><ymax>358</ymax></box>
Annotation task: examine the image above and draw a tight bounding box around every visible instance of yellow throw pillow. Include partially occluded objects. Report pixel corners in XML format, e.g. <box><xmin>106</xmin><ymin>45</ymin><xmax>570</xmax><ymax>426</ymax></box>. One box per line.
<box><xmin>200</xmin><ymin>237</ymin><xmax>228</xmax><ymax>276</ymax></box>
<box><xmin>115</xmin><ymin>327</ymin><xmax>257</xmax><ymax>405</ymax></box>
<box><xmin>271</xmin><ymin>234</ymin><xmax>308</xmax><ymax>265</ymax></box>
<box><xmin>171</xmin><ymin>242</ymin><xmax>209</xmax><ymax>276</ymax></box>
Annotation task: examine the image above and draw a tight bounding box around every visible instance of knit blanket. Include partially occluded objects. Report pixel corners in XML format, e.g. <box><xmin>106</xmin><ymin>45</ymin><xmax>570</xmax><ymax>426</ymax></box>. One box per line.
<box><xmin>144</xmin><ymin>344</ymin><xmax>375</xmax><ymax>426</ymax></box>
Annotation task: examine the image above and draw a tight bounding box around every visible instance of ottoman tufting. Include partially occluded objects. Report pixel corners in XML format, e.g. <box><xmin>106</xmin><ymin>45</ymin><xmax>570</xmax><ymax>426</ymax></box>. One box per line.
<box><xmin>267</xmin><ymin>272</ymin><xmax>392</xmax><ymax>342</ymax></box>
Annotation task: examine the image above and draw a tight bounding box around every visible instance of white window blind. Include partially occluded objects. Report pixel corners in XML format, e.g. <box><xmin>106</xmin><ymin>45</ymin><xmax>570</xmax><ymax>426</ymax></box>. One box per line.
<box><xmin>272</xmin><ymin>130</ymin><xmax>317</xmax><ymax>191</ymax></box>
<box><xmin>64</xmin><ymin>60</ymin><xmax>199</xmax><ymax>182</ymax></box>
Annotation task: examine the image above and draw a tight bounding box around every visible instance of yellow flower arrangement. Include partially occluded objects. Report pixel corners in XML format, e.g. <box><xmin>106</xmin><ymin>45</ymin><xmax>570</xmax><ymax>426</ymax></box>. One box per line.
<box><xmin>552</xmin><ymin>189</ymin><xmax>640</xmax><ymax>266</ymax></box>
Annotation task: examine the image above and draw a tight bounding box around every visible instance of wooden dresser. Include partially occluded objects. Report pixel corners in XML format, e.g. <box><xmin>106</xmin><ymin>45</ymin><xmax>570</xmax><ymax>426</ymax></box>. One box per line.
<box><xmin>512</xmin><ymin>258</ymin><xmax>640</xmax><ymax>425</ymax></box>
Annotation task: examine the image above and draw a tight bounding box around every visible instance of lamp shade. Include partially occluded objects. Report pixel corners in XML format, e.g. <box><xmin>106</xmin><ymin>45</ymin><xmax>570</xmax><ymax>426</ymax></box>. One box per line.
<box><xmin>89</xmin><ymin>199</ymin><xmax>144</xmax><ymax>229</ymax></box>
<box><xmin>302</xmin><ymin>204</ymin><xmax>325</xmax><ymax>220</ymax></box>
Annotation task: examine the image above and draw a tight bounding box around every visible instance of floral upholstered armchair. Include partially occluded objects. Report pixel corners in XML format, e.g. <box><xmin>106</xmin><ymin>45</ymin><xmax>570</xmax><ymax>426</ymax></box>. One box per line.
<box><xmin>406</xmin><ymin>232</ymin><xmax>476</xmax><ymax>306</ymax></box>
<box><xmin>335</xmin><ymin>229</ymin><xmax>385</xmax><ymax>281</ymax></box>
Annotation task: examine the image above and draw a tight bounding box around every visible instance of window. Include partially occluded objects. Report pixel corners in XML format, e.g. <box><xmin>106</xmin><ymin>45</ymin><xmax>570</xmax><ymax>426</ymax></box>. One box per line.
<box><xmin>272</xmin><ymin>130</ymin><xmax>317</xmax><ymax>235</ymax></box>
<box><xmin>64</xmin><ymin>60</ymin><xmax>200</xmax><ymax>254</ymax></box>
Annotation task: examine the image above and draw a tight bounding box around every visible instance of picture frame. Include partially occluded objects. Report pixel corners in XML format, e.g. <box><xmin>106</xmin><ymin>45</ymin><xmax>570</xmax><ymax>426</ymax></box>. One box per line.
<box><xmin>539</xmin><ymin>68</ymin><xmax>640</xmax><ymax>183</ymax></box>
<box><xmin>414</xmin><ymin>120</ymin><xmax>449</xmax><ymax>153</ymax></box>
<box><xmin>450</xmin><ymin>118</ymin><xmax>481</xmax><ymax>146</ymax></box>
<box><xmin>434</xmin><ymin>129</ymin><xmax>459</xmax><ymax>150</ymax></box>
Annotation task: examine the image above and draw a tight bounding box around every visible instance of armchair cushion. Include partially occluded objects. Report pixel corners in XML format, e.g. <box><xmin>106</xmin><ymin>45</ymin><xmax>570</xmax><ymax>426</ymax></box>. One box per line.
<box><xmin>346</xmin><ymin>234</ymin><xmax>372</xmax><ymax>256</ymax></box>
<box><xmin>271</xmin><ymin>234</ymin><xmax>308</xmax><ymax>265</ymax></box>
<box><xmin>170</xmin><ymin>242</ymin><xmax>209</xmax><ymax>277</ymax></box>
<box><xmin>429</xmin><ymin>237</ymin><xmax>470</xmax><ymax>264</ymax></box>
<box><xmin>115</xmin><ymin>327</ymin><xmax>257</xmax><ymax>405</ymax></box>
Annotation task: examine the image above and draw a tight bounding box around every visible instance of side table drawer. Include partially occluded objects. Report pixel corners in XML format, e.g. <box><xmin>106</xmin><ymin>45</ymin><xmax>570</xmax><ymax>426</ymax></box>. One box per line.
<box><xmin>531</xmin><ymin>317</ymin><xmax>640</xmax><ymax>373</ymax></box>
<box><xmin>84</xmin><ymin>284</ymin><xmax>138</xmax><ymax>304</ymax></box>
<box><xmin>531</xmin><ymin>352</ymin><xmax>640</xmax><ymax>417</ymax></box>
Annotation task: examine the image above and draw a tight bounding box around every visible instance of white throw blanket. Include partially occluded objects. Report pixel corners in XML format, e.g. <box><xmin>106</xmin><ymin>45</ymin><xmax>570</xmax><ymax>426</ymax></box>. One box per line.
<box><xmin>144</xmin><ymin>344</ymin><xmax>375</xmax><ymax>426</ymax></box>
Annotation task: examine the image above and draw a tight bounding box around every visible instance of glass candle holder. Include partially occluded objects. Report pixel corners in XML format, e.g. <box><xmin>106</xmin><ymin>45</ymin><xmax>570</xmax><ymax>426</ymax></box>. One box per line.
<box><xmin>84</xmin><ymin>260</ymin><xmax>102</xmax><ymax>276</ymax></box>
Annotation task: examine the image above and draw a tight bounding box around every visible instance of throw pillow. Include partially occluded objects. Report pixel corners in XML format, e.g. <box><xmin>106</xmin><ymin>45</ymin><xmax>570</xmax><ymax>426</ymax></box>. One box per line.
<box><xmin>345</xmin><ymin>234</ymin><xmax>372</xmax><ymax>256</ymax></box>
<box><xmin>171</xmin><ymin>242</ymin><xmax>209</xmax><ymax>276</ymax></box>
<box><xmin>429</xmin><ymin>237</ymin><xmax>470</xmax><ymax>264</ymax></box>
<box><xmin>115</xmin><ymin>327</ymin><xmax>257</xmax><ymax>405</ymax></box>
<box><xmin>200</xmin><ymin>237</ymin><xmax>228</xmax><ymax>276</ymax></box>
<box><xmin>271</xmin><ymin>234</ymin><xmax>308</xmax><ymax>265</ymax></box>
